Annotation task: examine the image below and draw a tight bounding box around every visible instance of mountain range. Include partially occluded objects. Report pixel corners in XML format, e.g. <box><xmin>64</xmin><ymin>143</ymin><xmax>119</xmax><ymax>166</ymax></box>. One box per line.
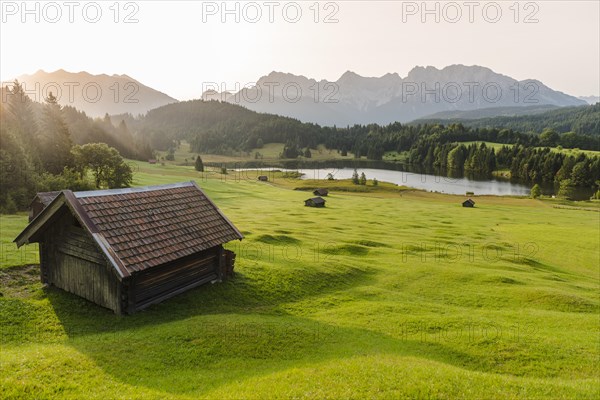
<box><xmin>578</xmin><ymin>95</ymin><xmax>600</xmax><ymax>105</ymax></box>
<box><xmin>204</xmin><ymin>65</ymin><xmax>587</xmax><ymax>125</ymax></box>
<box><xmin>10</xmin><ymin>69</ymin><xmax>177</xmax><ymax>117</ymax></box>
<box><xmin>5</xmin><ymin>65</ymin><xmax>591</xmax><ymax>125</ymax></box>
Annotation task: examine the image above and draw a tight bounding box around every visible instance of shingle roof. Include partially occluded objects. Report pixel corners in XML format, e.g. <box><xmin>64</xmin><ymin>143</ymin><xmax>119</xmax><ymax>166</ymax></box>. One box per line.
<box><xmin>15</xmin><ymin>182</ymin><xmax>243</xmax><ymax>277</ymax></box>
<box><xmin>307</xmin><ymin>197</ymin><xmax>326</xmax><ymax>204</ymax></box>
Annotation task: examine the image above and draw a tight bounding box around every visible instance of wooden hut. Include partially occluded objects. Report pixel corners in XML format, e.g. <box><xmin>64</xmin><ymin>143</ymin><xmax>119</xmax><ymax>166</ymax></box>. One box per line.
<box><xmin>313</xmin><ymin>188</ymin><xmax>329</xmax><ymax>196</ymax></box>
<box><xmin>462</xmin><ymin>199</ymin><xmax>475</xmax><ymax>207</ymax></box>
<box><xmin>14</xmin><ymin>182</ymin><xmax>243</xmax><ymax>314</ymax></box>
<box><xmin>305</xmin><ymin>197</ymin><xmax>326</xmax><ymax>208</ymax></box>
<box><xmin>29</xmin><ymin>191</ymin><xmax>60</xmax><ymax>222</ymax></box>
<box><xmin>258</xmin><ymin>175</ymin><xmax>269</xmax><ymax>182</ymax></box>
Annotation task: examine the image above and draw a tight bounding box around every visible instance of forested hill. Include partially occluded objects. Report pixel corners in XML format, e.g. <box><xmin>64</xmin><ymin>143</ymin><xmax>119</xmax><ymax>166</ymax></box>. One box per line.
<box><xmin>414</xmin><ymin>103</ymin><xmax>600</xmax><ymax>136</ymax></box>
<box><xmin>135</xmin><ymin>99</ymin><xmax>599</xmax><ymax>154</ymax></box>
<box><xmin>137</xmin><ymin>100</ymin><xmax>324</xmax><ymax>152</ymax></box>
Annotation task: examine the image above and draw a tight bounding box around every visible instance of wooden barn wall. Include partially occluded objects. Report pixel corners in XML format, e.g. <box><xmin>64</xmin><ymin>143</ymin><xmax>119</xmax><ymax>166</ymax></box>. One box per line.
<box><xmin>43</xmin><ymin>211</ymin><xmax>120</xmax><ymax>313</ymax></box>
<box><xmin>131</xmin><ymin>246</ymin><xmax>221</xmax><ymax>311</ymax></box>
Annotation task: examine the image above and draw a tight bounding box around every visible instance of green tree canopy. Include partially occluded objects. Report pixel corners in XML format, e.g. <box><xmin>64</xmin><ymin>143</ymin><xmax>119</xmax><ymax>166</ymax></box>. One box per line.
<box><xmin>72</xmin><ymin>143</ymin><xmax>133</xmax><ymax>189</ymax></box>
<box><xmin>557</xmin><ymin>179</ymin><xmax>576</xmax><ymax>200</ymax></box>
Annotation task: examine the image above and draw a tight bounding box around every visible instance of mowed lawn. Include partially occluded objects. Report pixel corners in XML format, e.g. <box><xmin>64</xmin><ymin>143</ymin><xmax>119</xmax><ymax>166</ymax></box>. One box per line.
<box><xmin>1</xmin><ymin>161</ymin><xmax>599</xmax><ymax>399</ymax></box>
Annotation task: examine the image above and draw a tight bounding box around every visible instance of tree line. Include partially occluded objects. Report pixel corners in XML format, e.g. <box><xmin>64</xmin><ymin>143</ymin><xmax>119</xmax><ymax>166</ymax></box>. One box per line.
<box><xmin>415</xmin><ymin>103</ymin><xmax>600</xmax><ymax>148</ymax></box>
<box><xmin>0</xmin><ymin>82</ymin><xmax>135</xmax><ymax>213</ymax></box>
<box><xmin>129</xmin><ymin>99</ymin><xmax>599</xmax><ymax>188</ymax></box>
<box><xmin>404</xmin><ymin>140</ymin><xmax>600</xmax><ymax>187</ymax></box>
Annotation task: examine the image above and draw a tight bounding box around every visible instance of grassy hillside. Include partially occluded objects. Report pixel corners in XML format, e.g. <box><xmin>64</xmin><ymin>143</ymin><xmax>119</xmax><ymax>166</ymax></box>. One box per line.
<box><xmin>1</xmin><ymin>162</ymin><xmax>599</xmax><ymax>399</ymax></box>
<box><xmin>459</xmin><ymin>141</ymin><xmax>600</xmax><ymax>157</ymax></box>
<box><xmin>156</xmin><ymin>141</ymin><xmax>355</xmax><ymax>165</ymax></box>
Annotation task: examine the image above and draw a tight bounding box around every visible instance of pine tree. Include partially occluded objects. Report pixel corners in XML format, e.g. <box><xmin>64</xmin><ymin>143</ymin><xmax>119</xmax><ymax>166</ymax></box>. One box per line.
<box><xmin>166</xmin><ymin>148</ymin><xmax>175</xmax><ymax>161</ymax></box>
<box><xmin>359</xmin><ymin>172</ymin><xmax>367</xmax><ymax>185</ymax></box>
<box><xmin>351</xmin><ymin>169</ymin><xmax>359</xmax><ymax>185</ymax></box>
<box><xmin>558</xmin><ymin>179</ymin><xmax>576</xmax><ymax>200</ymax></box>
<box><xmin>39</xmin><ymin>92</ymin><xmax>74</xmax><ymax>174</ymax></box>
<box><xmin>195</xmin><ymin>155</ymin><xmax>204</xmax><ymax>172</ymax></box>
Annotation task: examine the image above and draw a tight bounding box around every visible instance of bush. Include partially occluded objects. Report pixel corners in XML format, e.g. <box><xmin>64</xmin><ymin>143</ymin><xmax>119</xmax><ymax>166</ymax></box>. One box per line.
<box><xmin>530</xmin><ymin>184</ymin><xmax>541</xmax><ymax>199</ymax></box>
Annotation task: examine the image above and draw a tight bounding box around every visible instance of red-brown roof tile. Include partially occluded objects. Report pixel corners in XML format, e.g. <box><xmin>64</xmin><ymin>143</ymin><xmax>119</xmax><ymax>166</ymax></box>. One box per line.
<box><xmin>15</xmin><ymin>182</ymin><xmax>243</xmax><ymax>277</ymax></box>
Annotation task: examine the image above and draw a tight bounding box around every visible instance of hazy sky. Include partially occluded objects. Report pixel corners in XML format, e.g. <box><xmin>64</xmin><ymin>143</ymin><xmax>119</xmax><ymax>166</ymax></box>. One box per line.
<box><xmin>1</xmin><ymin>1</ymin><xmax>598</xmax><ymax>100</ymax></box>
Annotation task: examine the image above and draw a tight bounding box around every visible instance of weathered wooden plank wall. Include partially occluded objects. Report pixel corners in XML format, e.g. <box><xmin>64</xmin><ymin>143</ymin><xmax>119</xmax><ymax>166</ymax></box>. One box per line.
<box><xmin>133</xmin><ymin>247</ymin><xmax>219</xmax><ymax>310</ymax></box>
<box><xmin>44</xmin><ymin>212</ymin><xmax>120</xmax><ymax>313</ymax></box>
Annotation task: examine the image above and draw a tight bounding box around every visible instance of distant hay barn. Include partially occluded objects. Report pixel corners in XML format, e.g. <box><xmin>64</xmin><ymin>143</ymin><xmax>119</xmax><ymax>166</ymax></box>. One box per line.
<box><xmin>14</xmin><ymin>182</ymin><xmax>243</xmax><ymax>314</ymax></box>
<box><xmin>305</xmin><ymin>197</ymin><xmax>326</xmax><ymax>208</ymax></box>
<box><xmin>313</xmin><ymin>188</ymin><xmax>329</xmax><ymax>196</ymax></box>
<box><xmin>462</xmin><ymin>199</ymin><xmax>475</xmax><ymax>207</ymax></box>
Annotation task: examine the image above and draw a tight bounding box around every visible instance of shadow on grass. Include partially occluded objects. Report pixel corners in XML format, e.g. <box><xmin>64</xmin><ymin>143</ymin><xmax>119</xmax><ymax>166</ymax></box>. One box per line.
<box><xmin>59</xmin><ymin>311</ymin><xmax>515</xmax><ymax>397</ymax></box>
<box><xmin>2</xmin><ymin>263</ymin><xmax>592</xmax><ymax>396</ymax></box>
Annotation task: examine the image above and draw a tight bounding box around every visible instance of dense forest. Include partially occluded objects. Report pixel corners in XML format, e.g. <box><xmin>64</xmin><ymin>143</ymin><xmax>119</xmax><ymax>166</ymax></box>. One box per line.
<box><xmin>131</xmin><ymin>100</ymin><xmax>600</xmax><ymax>153</ymax></box>
<box><xmin>407</xmin><ymin>140</ymin><xmax>600</xmax><ymax>187</ymax></box>
<box><xmin>415</xmin><ymin>103</ymin><xmax>600</xmax><ymax>145</ymax></box>
<box><xmin>0</xmin><ymin>82</ymin><xmax>138</xmax><ymax>212</ymax></box>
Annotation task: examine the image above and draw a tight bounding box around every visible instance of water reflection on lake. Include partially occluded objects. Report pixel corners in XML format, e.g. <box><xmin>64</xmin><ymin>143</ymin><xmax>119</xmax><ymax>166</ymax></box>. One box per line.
<box><xmin>234</xmin><ymin>166</ymin><xmax>532</xmax><ymax>196</ymax></box>
<box><xmin>294</xmin><ymin>167</ymin><xmax>532</xmax><ymax>196</ymax></box>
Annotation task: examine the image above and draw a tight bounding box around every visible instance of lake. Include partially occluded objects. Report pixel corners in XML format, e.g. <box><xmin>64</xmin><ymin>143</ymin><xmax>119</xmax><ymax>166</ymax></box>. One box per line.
<box><xmin>225</xmin><ymin>160</ymin><xmax>593</xmax><ymax>198</ymax></box>
<box><xmin>294</xmin><ymin>167</ymin><xmax>531</xmax><ymax>196</ymax></box>
<box><xmin>231</xmin><ymin>165</ymin><xmax>529</xmax><ymax>196</ymax></box>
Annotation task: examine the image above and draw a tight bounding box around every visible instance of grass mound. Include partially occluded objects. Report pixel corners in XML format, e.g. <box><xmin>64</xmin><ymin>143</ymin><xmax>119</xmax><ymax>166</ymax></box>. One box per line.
<box><xmin>350</xmin><ymin>240</ymin><xmax>390</xmax><ymax>248</ymax></box>
<box><xmin>321</xmin><ymin>244</ymin><xmax>370</xmax><ymax>256</ymax></box>
<box><xmin>255</xmin><ymin>234</ymin><xmax>301</xmax><ymax>245</ymax></box>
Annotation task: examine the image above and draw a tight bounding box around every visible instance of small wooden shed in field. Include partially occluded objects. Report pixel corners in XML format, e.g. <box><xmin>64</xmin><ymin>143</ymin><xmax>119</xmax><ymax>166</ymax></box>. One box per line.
<box><xmin>14</xmin><ymin>182</ymin><xmax>243</xmax><ymax>314</ymax></box>
<box><xmin>313</xmin><ymin>188</ymin><xmax>329</xmax><ymax>196</ymax></box>
<box><xmin>305</xmin><ymin>197</ymin><xmax>326</xmax><ymax>208</ymax></box>
<box><xmin>462</xmin><ymin>199</ymin><xmax>475</xmax><ymax>207</ymax></box>
<box><xmin>29</xmin><ymin>191</ymin><xmax>60</xmax><ymax>222</ymax></box>
<box><xmin>258</xmin><ymin>175</ymin><xmax>269</xmax><ymax>182</ymax></box>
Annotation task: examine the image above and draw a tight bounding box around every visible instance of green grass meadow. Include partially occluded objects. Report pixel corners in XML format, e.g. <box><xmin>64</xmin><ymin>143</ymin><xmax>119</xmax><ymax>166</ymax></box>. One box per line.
<box><xmin>459</xmin><ymin>141</ymin><xmax>600</xmax><ymax>157</ymax></box>
<box><xmin>0</xmin><ymin>161</ymin><xmax>599</xmax><ymax>399</ymax></box>
<box><xmin>157</xmin><ymin>141</ymin><xmax>355</xmax><ymax>165</ymax></box>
